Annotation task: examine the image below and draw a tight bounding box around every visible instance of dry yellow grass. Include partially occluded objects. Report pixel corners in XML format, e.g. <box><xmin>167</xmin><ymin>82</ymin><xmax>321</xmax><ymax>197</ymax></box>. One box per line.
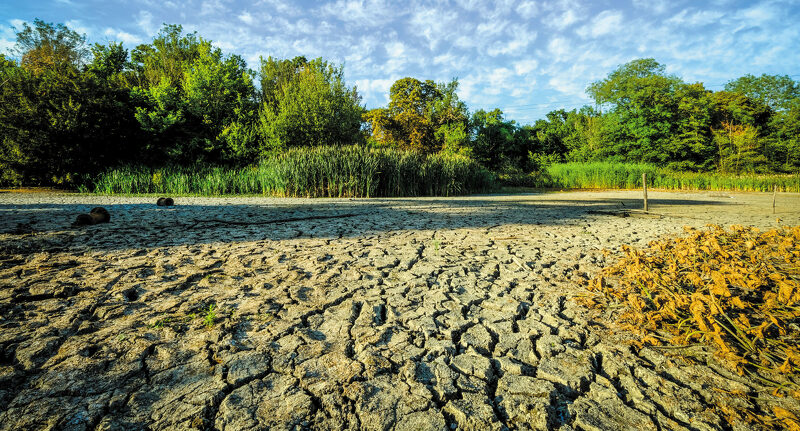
<box><xmin>584</xmin><ymin>224</ymin><xmax>800</xmax><ymax>428</ymax></box>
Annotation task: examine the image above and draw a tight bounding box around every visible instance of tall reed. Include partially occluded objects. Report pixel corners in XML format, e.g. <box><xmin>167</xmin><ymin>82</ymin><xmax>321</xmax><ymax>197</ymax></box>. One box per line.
<box><xmin>544</xmin><ymin>162</ymin><xmax>800</xmax><ymax>192</ymax></box>
<box><xmin>84</xmin><ymin>145</ymin><xmax>495</xmax><ymax>197</ymax></box>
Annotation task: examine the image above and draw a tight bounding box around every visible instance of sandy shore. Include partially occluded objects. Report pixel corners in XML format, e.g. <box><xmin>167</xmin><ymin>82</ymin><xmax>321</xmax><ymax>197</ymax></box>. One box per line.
<box><xmin>0</xmin><ymin>190</ymin><xmax>798</xmax><ymax>430</ymax></box>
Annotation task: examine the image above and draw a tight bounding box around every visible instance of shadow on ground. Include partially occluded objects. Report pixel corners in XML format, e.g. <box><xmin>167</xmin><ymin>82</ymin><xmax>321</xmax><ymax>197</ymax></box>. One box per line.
<box><xmin>0</xmin><ymin>194</ymin><xmax>735</xmax><ymax>253</ymax></box>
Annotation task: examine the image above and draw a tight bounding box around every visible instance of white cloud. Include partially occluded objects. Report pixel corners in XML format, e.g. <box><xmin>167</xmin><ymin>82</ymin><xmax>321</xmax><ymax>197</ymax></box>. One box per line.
<box><xmin>355</xmin><ymin>77</ymin><xmax>395</xmax><ymax>106</ymax></box>
<box><xmin>632</xmin><ymin>0</ymin><xmax>671</xmax><ymax>15</ymax></box>
<box><xmin>239</xmin><ymin>12</ymin><xmax>255</xmax><ymax>25</ymax></box>
<box><xmin>136</xmin><ymin>11</ymin><xmax>157</xmax><ymax>36</ymax></box>
<box><xmin>256</xmin><ymin>0</ymin><xmax>300</xmax><ymax>15</ymax></box>
<box><xmin>476</xmin><ymin>19</ymin><xmax>508</xmax><ymax>38</ymax></box>
<box><xmin>382</xmin><ymin>40</ymin><xmax>409</xmax><ymax>73</ymax></box>
<box><xmin>102</xmin><ymin>28</ymin><xmax>144</xmax><ymax>46</ymax></box>
<box><xmin>489</xmin><ymin>0</ymin><xmax>516</xmax><ymax>17</ymax></box>
<box><xmin>485</xmin><ymin>67</ymin><xmax>515</xmax><ymax>94</ymax></box>
<box><xmin>410</xmin><ymin>7</ymin><xmax>460</xmax><ymax>50</ymax></box>
<box><xmin>547</xmin><ymin>37</ymin><xmax>571</xmax><ymax>61</ymax></box>
<box><xmin>546</xmin><ymin>9</ymin><xmax>580</xmax><ymax>29</ymax></box>
<box><xmin>510</xmin><ymin>85</ymin><xmax>533</xmax><ymax>98</ymax></box>
<box><xmin>577</xmin><ymin>10</ymin><xmax>623</xmax><ymax>38</ymax></box>
<box><xmin>343</xmin><ymin>36</ymin><xmax>380</xmax><ymax>75</ymax></box>
<box><xmin>489</xmin><ymin>36</ymin><xmax>532</xmax><ymax>56</ymax></box>
<box><xmin>737</xmin><ymin>2</ymin><xmax>778</xmax><ymax>24</ymax></box>
<box><xmin>355</xmin><ymin>78</ymin><xmax>393</xmax><ymax>94</ymax></box>
<box><xmin>319</xmin><ymin>0</ymin><xmax>397</xmax><ymax>27</ymax></box>
<box><xmin>666</xmin><ymin>9</ymin><xmax>724</xmax><ymax>26</ymax></box>
<box><xmin>64</xmin><ymin>20</ymin><xmax>91</xmax><ymax>37</ymax></box>
<box><xmin>541</xmin><ymin>0</ymin><xmax>584</xmax><ymax>29</ymax></box>
<box><xmin>0</xmin><ymin>24</ymin><xmax>16</xmax><ymax>56</ymax></box>
<box><xmin>485</xmin><ymin>23</ymin><xmax>537</xmax><ymax>56</ymax></box>
<box><xmin>548</xmin><ymin>74</ymin><xmax>584</xmax><ymax>95</ymax></box>
<box><xmin>200</xmin><ymin>0</ymin><xmax>227</xmax><ymax>16</ymax></box>
<box><xmin>454</xmin><ymin>0</ymin><xmax>481</xmax><ymax>11</ymax></box>
<box><xmin>433</xmin><ymin>52</ymin><xmax>455</xmax><ymax>65</ymax></box>
<box><xmin>513</xmin><ymin>59</ymin><xmax>538</xmax><ymax>75</ymax></box>
<box><xmin>516</xmin><ymin>1</ymin><xmax>538</xmax><ymax>19</ymax></box>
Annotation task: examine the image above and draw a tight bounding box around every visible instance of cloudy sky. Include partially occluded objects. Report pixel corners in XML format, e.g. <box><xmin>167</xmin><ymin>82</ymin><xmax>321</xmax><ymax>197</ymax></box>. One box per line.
<box><xmin>1</xmin><ymin>0</ymin><xmax>799</xmax><ymax>123</ymax></box>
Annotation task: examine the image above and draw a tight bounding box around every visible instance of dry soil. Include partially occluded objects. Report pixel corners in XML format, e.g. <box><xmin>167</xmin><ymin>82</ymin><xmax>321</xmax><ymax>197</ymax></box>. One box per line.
<box><xmin>0</xmin><ymin>190</ymin><xmax>798</xmax><ymax>430</ymax></box>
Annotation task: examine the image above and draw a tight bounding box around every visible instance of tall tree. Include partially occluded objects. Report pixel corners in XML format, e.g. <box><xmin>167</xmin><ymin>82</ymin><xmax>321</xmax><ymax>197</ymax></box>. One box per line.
<box><xmin>0</xmin><ymin>22</ymin><xmax>140</xmax><ymax>185</ymax></box>
<box><xmin>725</xmin><ymin>74</ymin><xmax>800</xmax><ymax>172</ymax></box>
<box><xmin>725</xmin><ymin>74</ymin><xmax>799</xmax><ymax>112</ymax></box>
<box><xmin>364</xmin><ymin>77</ymin><xmax>469</xmax><ymax>154</ymax></box>
<box><xmin>13</xmin><ymin>18</ymin><xmax>88</xmax><ymax>74</ymax></box>
<box><xmin>130</xmin><ymin>24</ymin><xmax>257</xmax><ymax>163</ymax></box>
<box><xmin>469</xmin><ymin>108</ymin><xmax>525</xmax><ymax>171</ymax></box>
<box><xmin>256</xmin><ymin>57</ymin><xmax>363</xmax><ymax>154</ymax></box>
<box><xmin>87</xmin><ymin>42</ymin><xmax>127</xmax><ymax>81</ymax></box>
<box><xmin>430</xmin><ymin>79</ymin><xmax>471</xmax><ymax>155</ymax></box>
<box><xmin>587</xmin><ymin>58</ymin><xmax>685</xmax><ymax>164</ymax></box>
<box><xmin>667</xmin><ymin>83</ymin><xmax>716</xmax><ymax>171</ymax></box>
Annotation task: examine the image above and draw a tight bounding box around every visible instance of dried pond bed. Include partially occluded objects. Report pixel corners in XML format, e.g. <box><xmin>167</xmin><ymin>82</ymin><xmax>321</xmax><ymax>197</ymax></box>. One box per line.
<box><xmin>0</xmin><ymin>190</ymin><xmax>798</xmax><ymax>430</ymax></box>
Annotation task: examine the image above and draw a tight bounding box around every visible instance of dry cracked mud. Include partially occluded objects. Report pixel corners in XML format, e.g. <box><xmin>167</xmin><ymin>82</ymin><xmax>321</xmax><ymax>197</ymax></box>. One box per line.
<box><xmin>0</xmin><ymin>190</ymin><xmax>798</xmax><ymax>430</ymax></box>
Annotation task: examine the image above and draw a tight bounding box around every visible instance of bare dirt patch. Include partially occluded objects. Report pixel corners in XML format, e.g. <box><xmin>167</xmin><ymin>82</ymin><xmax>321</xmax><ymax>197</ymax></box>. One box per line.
<box><xmin>0</xmin><ymin>190</ymin><xmax>798</xmax><ymax>430</ymax></box>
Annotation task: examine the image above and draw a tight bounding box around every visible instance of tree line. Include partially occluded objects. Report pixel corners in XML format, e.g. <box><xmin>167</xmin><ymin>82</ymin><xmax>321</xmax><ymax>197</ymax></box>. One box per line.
<box><xmin>1</xmin><ymin>20</ymin><xmax>798</xmax><ymax>186</ymax></box>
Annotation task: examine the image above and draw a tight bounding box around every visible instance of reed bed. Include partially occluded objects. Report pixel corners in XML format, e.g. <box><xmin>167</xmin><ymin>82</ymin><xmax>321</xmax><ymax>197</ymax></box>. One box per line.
<box><xmin>84</xmin><ymin>146</ymin><xmax>494</xmax><ymax>197</ymax></box>
<box><xmin>584</xmin><ymin>225</ymin><xmax>800</xmax><ymax>428</ymax></box>
<box><xmin>545</xmin><ymin>162</ymin><xmax>800</xmax><ymax>192</ymax></box>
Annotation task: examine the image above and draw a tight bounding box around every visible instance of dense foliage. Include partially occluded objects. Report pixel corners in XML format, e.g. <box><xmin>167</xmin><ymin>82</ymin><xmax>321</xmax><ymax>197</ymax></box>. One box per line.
<box><xmin>1</xmin><ymin>19</ymin><xmax>798</xmax><ymax>190</ymax></box>
<box><xmin>363</xmin><ymin>77</ymin><xmax>470</xmax><ymax>154</ymax></box>
<box><xmin>257</xmin><ymin>56</ymin><xmax>364</xmax><ymax>155</ymax></box>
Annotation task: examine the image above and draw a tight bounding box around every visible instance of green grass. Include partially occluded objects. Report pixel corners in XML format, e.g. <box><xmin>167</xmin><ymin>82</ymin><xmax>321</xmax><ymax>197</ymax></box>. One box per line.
<box><xmin>541</xmin><ymin>162</ymin><xmax>800</xmax><ymax>192</ymax></box>
<box><xmin>84</xmin><ymin>145</ymin><xmax>495</xmax><ymax>197</ymax></box>
<box><xmin>204</xmin><ymin>304</ymin><xmax>216</xmax><ymax>328</ymax></box>
<box><xmin>86</xmin><ymin>154</ymin><xmax>798</xmax><ymax>196</ymax></box>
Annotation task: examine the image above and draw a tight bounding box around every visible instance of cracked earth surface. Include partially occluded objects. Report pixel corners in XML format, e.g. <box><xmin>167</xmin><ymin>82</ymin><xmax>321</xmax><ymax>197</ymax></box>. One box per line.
<box><xmin>0</xmin><ymin>190</ymin><xmax>798</xmax><ymax>430</ymax></box>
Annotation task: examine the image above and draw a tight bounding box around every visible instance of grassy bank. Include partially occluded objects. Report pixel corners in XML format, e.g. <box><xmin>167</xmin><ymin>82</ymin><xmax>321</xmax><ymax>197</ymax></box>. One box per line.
<box><xmin>541</xmin><ymin>162</ymin><xmax>800</xmax><ymax>192</ymax></box>
<box><xmin>83</xmin><ymin>146</ymin><xmax>495</xmax><ymax>197</ymax></box>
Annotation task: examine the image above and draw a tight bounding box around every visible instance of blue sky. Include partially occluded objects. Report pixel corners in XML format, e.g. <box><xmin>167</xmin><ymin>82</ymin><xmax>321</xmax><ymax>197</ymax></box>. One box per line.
<box><xmin>2</xmin><ymin>0</ymin><xmax>799</xmax><ymax>123</ymax></box>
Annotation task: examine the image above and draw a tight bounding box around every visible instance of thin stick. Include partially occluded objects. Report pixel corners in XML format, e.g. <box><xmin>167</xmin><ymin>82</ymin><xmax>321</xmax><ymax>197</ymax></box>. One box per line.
<box><xmin>642</xmin><ymin>173</ymin><xmax>649</xmax><ymax>212</ymax></box>
<box><xmin>773</xmin><ymin>185</ymin><xmax>777</xmax><ymax>214</ymax></box>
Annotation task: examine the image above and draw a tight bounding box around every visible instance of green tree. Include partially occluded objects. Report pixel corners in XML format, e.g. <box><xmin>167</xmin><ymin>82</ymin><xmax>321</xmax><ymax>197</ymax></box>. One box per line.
<box><xmin>87</xmin><ymin>42</ymin><xmax>127</xmax><ymax>81</ymax></box>
<box><xmin>256</xmin><ymin>57</ymin><xmax>363</xmax><ymax>155</ymax></box>
<box><xmin>130</xmin><ymin>24</ymin><xmax>257</xmax><ymax>163</ymax></box>
<box><xmin>725</xmin><ymin>74</ymin><xmax>799</xmax><ymax>112</ymax></box>
<box><xmin>725</xmin><ymin>74</ymin><xmax>800</xmax><ymax>172</ymax></box>
<box><xmin>709</xmin><ymin>90</ymin><xmax>773</xmax><ymax>172</ymax></box>
<box><xmin>0</xmin><ymin>22</ymin><xmax>140</xmax><ymax>185</ymax></box>
<box><xmin>469</xmin><ymin>109</ymin><xmax>525</xmax><ymax>171</ymax></box>
<box><xmin>258</xmin><ymin>56</ymin><xmax>309</xmax><ymax>111</ymax></box>
<box><xmin>565</xmin><ymin>107</ymin><xmax>605</xmax><ymax>162</ymax></box>
<box><xmin>667</xmin><ymin>83</ymin><xmax>716</xmax><ymax>171</ymax></box>
<box><xmin>12</xmin><ymin>18</ymin><xmax>88</xmax><ymax>74</ymax></box>
<box><xmin>386</xmin><ymin>77</ymin><xmax>439</xmax><ymax>152</ymax></box>
<box><xmin>775</xmin><ymin>98</ymin><xmax>800</xmax><ymax>170</ymax></box>
<box><xmin>587</xmin><ymin>58</ymin><xmax>684</xmax><ymax>164</ymax></box>
<box><xmin>430</xmin><ymin>79</ymin><xmax>471</xmax><ymax>155</ymax></box>
<box><xmin>364</xmin><ymin>77</ymin><xmax>469</xmax><ymax>154</ymax></box>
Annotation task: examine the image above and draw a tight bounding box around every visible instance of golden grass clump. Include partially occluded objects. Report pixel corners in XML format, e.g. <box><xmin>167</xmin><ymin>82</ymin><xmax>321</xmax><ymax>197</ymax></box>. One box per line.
<box><xmin>587</xmin><ymin>224</ymin><xmax>800</xmax><ymax>390</ymax></box>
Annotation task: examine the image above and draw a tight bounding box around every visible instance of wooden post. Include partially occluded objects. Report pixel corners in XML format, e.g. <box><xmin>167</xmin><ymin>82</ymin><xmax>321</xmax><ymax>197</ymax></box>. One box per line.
<box><xmin>773</xmin><ymin>185</ymin><xmax>777</xmax><ymax>214</ymax></box>
<box><xmin>642</xmin><ymin>173</ymin><xmax>648</xmax><ymax>212</ymax></box>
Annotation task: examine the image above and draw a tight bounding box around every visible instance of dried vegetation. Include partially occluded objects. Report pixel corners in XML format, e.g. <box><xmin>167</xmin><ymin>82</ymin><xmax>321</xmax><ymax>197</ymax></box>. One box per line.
<box><xmin>584</xmin><ymin>224</ymin><xmax>800</xmax><ymax>429</ymax></box>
